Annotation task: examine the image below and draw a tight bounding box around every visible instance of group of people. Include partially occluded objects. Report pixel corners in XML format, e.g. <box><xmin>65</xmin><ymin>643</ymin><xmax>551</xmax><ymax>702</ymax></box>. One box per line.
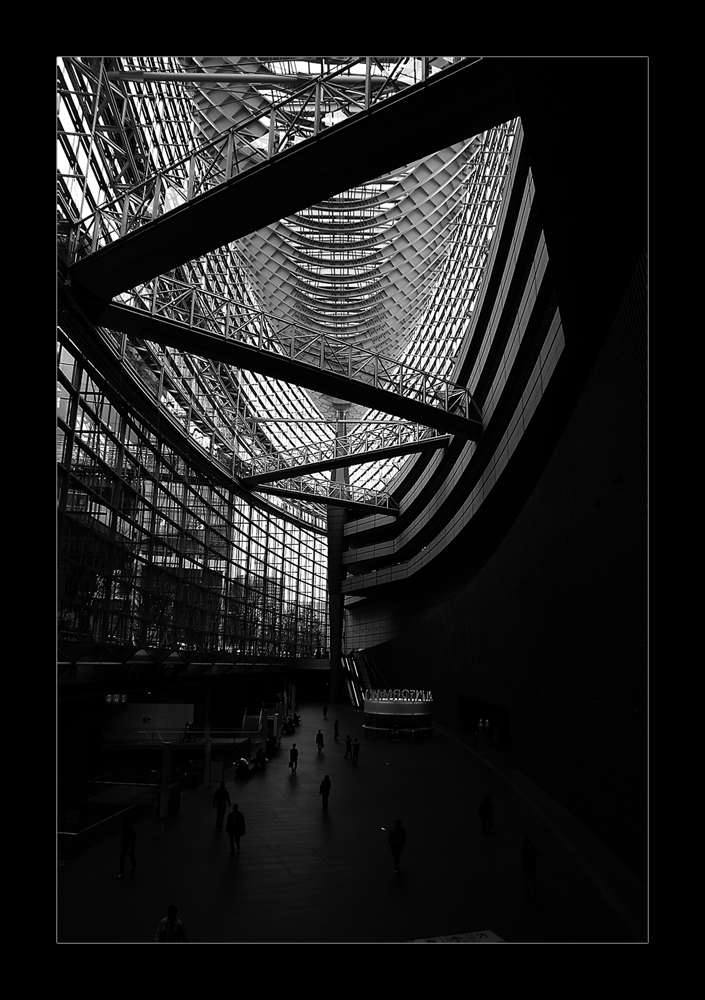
<box><xmin>343</xmin><ymin>735</ymin><xmax>360</xmax><ymax>763</ymax></box>
<box><xmin>288</xmin><ymin>733</ymin><xmax>360</xmax><ymax>768</ymax></box>
<box><xmin>141</xmin><ymin>711</ymin><xmax>543</xmax><ymax>942</ymax></box>
<box><xmin>212</xmin><ymin>781</ymin><xmax>247</xmax><ymax>855</ymax></box>
<box><xmin>282</xmin><ymin>713</ymin><xmax>300</xmax><ymax>736</ymax></box>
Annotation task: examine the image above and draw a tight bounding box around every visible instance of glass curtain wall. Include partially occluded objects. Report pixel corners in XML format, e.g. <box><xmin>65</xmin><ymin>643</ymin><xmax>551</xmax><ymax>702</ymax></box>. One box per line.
<box><xmin>57</xmin><ymin>56</ymin><xmax>329</xmax><ymax>658</ymax></box>
<box><xmin>57</xmin><ymin>334</ymin><xmax>328</xmax><ymax>656</ymax></box>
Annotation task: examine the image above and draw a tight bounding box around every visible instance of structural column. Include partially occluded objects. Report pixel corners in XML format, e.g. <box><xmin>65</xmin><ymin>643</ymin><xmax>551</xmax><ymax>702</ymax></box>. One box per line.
<box><xmin>327</xmin><ymin>408</ymin><xmax>350</xmax><ymax>704</ymax></box>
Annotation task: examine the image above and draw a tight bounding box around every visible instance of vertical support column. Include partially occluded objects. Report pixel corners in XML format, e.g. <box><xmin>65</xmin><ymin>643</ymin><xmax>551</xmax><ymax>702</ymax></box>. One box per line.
<box><xmin>268</xmin><ymin>108</ymin><xmax>277</xmax><ymax>157</ymax></box>
<box><xmin>328</xmin><ymin>407</ymin><xmax>351</xmax><ymax>705</ymax></box>
<box><xmin>151</xmin><ymin>173</ymin><xmax>161</xmax><ymax>221</ymax></box>
<box><xmin>225</xmin><ymin>130</ymin><xmax>234</xmax><ymax>180</ymax></box>
<box><xmin>314</xmin><ymin>80</ymin><xmax>322</xmax><ymax>134</ymax></box>
<box><xmin>120</xmin><ymin>192</ymin><xmax>130</xmax><ymax>238</ymax></box>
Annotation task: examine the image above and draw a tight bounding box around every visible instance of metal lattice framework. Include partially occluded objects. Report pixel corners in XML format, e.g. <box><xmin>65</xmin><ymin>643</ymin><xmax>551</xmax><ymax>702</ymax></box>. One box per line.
<box><xmin>251</xmin><ymin>477</ymin><xmax>399</xmax><ymax>514</ymax></box>
<box><xmin>62</xmin><ymin>56</ymin><xmax>473</xmax><ymax>264</ymax></box>
<box><xmin>237</xmin><ymin>137</ymin><xmax>489</xmax><ymax>358</ymax></box>
<box><xmin>56</xmin><ymin>54</ymin><xmax>522</xmax><ymax>665</ymax></box>
<box><xmin>112</xmin><ymin>276</ymin><xmax>480</xmax><ymax>430</ymax></box>
<box><xmin>58</xmin><ymin>55</ymin><xmax>517</xmax><ymax>502</ymax></box>
<box><xmin>241</xmin><ymin>424</ymin><xmax>449</xmax><ymax>483</ymax></box>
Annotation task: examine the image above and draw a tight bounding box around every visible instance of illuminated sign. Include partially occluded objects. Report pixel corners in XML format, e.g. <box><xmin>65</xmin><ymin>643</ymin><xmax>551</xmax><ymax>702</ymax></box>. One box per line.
<box><xmin>105</xmin><ymin>693</ymin><xmax>128</xmax><ymax>704</ymax></box>
<box><xmin>364</xmin><ymin>689</ymin><xmax>432</xmax><ymax>702</ymax></box>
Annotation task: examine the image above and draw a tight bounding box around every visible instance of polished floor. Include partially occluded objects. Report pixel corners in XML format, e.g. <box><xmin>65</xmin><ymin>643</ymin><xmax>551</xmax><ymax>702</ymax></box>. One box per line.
<box><xmin>57</xmin><ymin>701</ymin><xmax>647</xmax><ymax>944</ymax></box>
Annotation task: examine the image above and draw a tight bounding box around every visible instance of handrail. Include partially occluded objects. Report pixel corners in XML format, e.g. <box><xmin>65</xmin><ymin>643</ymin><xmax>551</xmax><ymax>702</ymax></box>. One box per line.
<box><xmin>242</xmin><ymin>424</ymin><xmax>444</xmax><ymax>481</ymax></box>
<box><xmin>252</xmin><ymin>475</ymin><xmax>398</xmax><ymax>512</ymax></box>
<box><xmin>110</xmin><ymin>277</ymin><xmax>480</xmax><ymax>426</ymax></box>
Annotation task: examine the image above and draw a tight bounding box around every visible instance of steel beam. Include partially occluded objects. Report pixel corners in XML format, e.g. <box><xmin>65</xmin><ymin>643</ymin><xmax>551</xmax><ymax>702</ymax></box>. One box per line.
<box><xmin>242</xmin><ymin>435</ymin><xmax>451</xmax><ymax>485</ymax></box>
<box><xmin>68</xmin><ymin>58</ymin><xmax>517</xmax><ymax>301</ymax></box>
<box><xmin>91</xmin><ymin>299</ymin><xmax>482</xmax><ymax>438</ymax></box>
<box><xmin>251</xmin><ymin>480</ymin><xmax>399</xmax><ymax>517</ymax></box>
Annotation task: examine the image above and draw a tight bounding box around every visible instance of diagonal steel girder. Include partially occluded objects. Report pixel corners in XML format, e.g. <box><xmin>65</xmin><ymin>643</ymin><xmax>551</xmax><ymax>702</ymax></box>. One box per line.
<box><xmin>250</xmin><ymin>477</ymin><xmax>400</xmax><ymax>517</ymax></box>
<box><xmin>242</xmin><ymin>433</ymin><xmax>451</xmax><ymax>485</ymax></box>
<box><xmin>91</xmin><ymin>297</ymin><xmax>482</xmax><ymax>439</ymax></box>
<box><xmin>67</xmin><ymin>58</ymin><xmax>518</xmax><ymax>303</ymax></box>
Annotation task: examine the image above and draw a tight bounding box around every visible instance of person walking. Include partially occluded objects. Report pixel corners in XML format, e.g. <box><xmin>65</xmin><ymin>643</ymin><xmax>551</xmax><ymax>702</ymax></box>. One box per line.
<box><xmin>154</xmin><ymin>904</ymin><xmax>188</xmax><ymax>942</ymax></box>
<box><xmin>388</xmin><ymin>820</ymin><xmax>406</xmax><ymax>874</ymax></box>
<box><xmin>316</xmin><ymin>729</ymin><xmax>324</xmax><ymax>753</ymax></box>
<box><xmin>333</xmin><ymin>720</ymin><xmax>340</xmax><ymax>741</ymax></box>
<box><xmin>479</xmin><ymin>795</ymin><xmax>494</xmax><ymax>836</ymax></box>
<box><xmin>289</xmin><ymin>742</ymin><xmax>299</xmax><ymax>774</ymax></box>
<box><xmin>226</xmin><ymin>803</ymin><xmax>246</xmax><ymax>854</ymax></box>
<box><xmin>344</xmin><ymin>735</ymin><xmax>352</xmax><ymax>759</ymax></box>
<box><xmin>351</xmin><ymin>737</ymin><xmax>360</xmax><ymax>764</ymax></box>
<box><xmin>319</xmin><ymin>774</ymin><xmax>331</xmax><ymax>810</ymax></box>
<box><xmin>212</xmin><ymin>781</ymin><xmax>231</xmax><ymax>828</ymax></box>
<box><xmin>323</xmin><ymin>703</ymin><xmax>328</xmax><ymax>720</ymax></box>
<box><xmin>520</xmin><ymin>837</ymin><xmax>540</xmax><ymax>902</ymax></box>
<box><xmin>117</xmin><ymin>818</ymin><xmax>136</xmax><ymax>879</ymax></box>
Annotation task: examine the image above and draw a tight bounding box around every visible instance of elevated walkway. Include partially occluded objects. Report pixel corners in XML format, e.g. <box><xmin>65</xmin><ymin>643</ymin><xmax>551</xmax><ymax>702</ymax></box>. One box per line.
<box><xmin>67</xmin><ymin>58</ymin><xmax>518</xmax><ymax>300</ymax></box>
<box><xmin>88</xmin><ymin>295</ymin><xmax>482</xmax><ymax>438</ymax></box>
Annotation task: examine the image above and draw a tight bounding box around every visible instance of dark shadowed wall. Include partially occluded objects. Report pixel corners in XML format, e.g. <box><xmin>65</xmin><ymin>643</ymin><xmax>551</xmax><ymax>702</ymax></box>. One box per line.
<box><xmin>353</xmin><ymin>252</ymin><xmax>647</xmax><ymax>879</ymax></box>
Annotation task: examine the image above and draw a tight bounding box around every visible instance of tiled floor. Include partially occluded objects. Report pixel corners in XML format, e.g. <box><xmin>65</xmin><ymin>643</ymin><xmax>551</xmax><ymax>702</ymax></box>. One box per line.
<box><xmin>57</xmin><ymin>702</ymin><xmax>647</xmax><ymax>943</ymax></box>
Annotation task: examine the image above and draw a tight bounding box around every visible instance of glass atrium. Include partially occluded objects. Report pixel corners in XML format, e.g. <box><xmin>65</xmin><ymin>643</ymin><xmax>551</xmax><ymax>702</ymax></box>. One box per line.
<box><xmin>57</xmin><ymin>56</ymin><xmax>516</xmax><ymax>661</ymax></box>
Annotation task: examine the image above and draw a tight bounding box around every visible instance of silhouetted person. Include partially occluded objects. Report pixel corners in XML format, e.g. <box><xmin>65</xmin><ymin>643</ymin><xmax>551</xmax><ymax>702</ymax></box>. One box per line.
<box><xmin>226</xmin><ymin>803</ymin><xmax>246</xmax><ymax>854</ymax></box>
<box><xmin>316</xmin><ymin>729</ymin><xmax>324</xmax><ymax>753</ymax></box>
<box><xmin>213</xmin><ymin>781</ymin><xmax>231</xmax><ymax>828</ymax></box>
<box><xmin>521</xmin><ymin>837</ymin><xmax>540</xmax><ymax>902</ymax></box>
<box><xmin>344</xmin><ymin>735</ymin><xmax>352</xmax><ymax>759</ymax></box>
<box><xmin>323</xmin><ymin>703</ymin><xmax>328</xmax><ymax>719</ymax></box>
<box><xmin>289</xmin><ymin>743</ymin><xmax>299</xmax><ymax>774</ymax></box>
<box><xmin>479</xmin><ymin>795</ymin><xmax>494</xmax><ymax>836</ymax></box>
<box><xmin>235</xmin><ymin>757</ymin><xmax>252</xmax><ymax>778</ymax></box>
<box><xmin>154</xmin><ymin>904</ymin><xmax>188</xmax><ymax>942</ymax></box>
<box><xmin>352</xmin><ymin>738</ymin><xmax>360</xmax><ymax>764</ymax></box>
<box><xmin>319</xmin><ymin>774</ymin><xmax>331</xmax><ymax>810</ymax></box>
<box><xmin>118</xmin><ymin>818</ymin><xmax>136</xmax><ymax>878</ymax></box>
<box><xmin>388</xmin><ymin>820</ymin><xmax>406</xmax><ymax>873</ymax></box>
<box><xmin>333</xmin><ymin>720</ymin><xmax>340</xmax><ymax>741</ymax></box>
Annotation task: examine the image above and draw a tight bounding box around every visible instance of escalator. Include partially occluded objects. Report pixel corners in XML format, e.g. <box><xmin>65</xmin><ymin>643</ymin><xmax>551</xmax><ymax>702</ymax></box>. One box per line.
<box><xmin>341</xmin><ymin>650</ymin><xmax>388</xmax><ymax>709</ymax></box>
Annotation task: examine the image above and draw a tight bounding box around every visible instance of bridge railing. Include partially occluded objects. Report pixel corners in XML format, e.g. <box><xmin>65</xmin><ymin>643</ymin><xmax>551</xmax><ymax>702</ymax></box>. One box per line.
<box><xmin>115</xmin><ymin>276</ymin><xmax>479</xmax><ymax>425</ymax></box>
<box><xmin>242</xmin><ymin>423</ymin><xmax>443</xmax><ymax>479</ymax></box>
<box><xmin>253</xmin><ymin>476</ymin><xmax>399</xmax><ymax>512</ymax></box>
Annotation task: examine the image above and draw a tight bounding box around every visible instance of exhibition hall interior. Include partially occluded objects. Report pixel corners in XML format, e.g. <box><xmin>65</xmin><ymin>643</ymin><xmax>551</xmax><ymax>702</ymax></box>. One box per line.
<box><xmin>57</xmin><ymin>56</ymin><xmax>647</xmax><ymax>943</ymax></box>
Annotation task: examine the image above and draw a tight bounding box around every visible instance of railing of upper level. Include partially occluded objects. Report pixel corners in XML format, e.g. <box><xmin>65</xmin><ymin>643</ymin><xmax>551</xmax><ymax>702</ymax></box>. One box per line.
<box><xmin>110</xmin><ymin>277</ymin><xmax>481</xmax><ymax>427</ymax></box>
<box><xmin>252</xmin><ymin>476</ymin><xmax>398</xmax><ymax>512</ymax></box>
<box><xmin>242</xmin><ymin>423</ymin><xmax>447</xmax><ymax>480</ymax></box>
<box><xmin>61</xmin><ymin>57</ymin><xmax>479</xmax><ymax>265</ymax></box>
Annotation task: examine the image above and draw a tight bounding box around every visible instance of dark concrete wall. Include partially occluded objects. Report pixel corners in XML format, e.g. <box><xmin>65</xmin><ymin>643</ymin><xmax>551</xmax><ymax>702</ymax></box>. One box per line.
<box><xmin>359</xmin><ymin>253</ymin><xmax>647</xmax><ymax>879</ymax></box>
